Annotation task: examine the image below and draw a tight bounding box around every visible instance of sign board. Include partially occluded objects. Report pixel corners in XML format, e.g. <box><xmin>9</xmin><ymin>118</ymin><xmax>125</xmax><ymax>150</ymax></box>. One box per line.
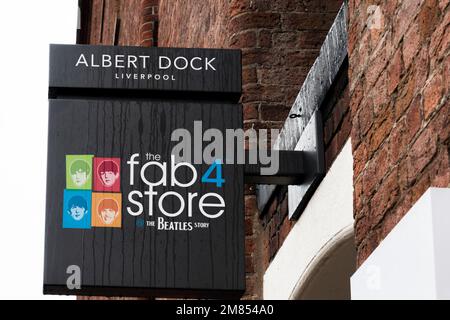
<box><xmin>49</xmin><ymin>44</ymin><xmax>241</xmax><ymax>97</ymax></box>
<box><xmin>44</xmin><ymin>44</ymin><xmax>244</xmax><ymax>298</ymax></box>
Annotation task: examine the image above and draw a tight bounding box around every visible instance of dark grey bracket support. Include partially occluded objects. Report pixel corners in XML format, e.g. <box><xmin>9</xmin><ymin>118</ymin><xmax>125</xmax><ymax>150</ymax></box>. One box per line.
<box><xmin>244</xmin><ymin>111</ymin><xmax>324</xmax><ymax>187</ymax></box>
<box><xmin>286</xmin><ymin>111</ymin><xmax>325</xmax><ymax>220</ymax></box>
<box><xmin>248</xmin><ymin>111</ymin><xmax>325</xmax><ymax>219</ymax></box>
<box><xmin>244</xmin><ymin>150</ymin><xmax>304</xmax><ymax>185</ymax></box>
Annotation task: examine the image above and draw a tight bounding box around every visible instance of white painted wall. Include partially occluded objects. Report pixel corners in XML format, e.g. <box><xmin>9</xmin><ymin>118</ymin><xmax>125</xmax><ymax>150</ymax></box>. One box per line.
<box><xmin>351</xmin><ymin>187</ymin><xmax>450</xmax><ymax>300</ymax></box>
<box><xmin>263</xmin><ymin>139</ymin><xmax>354</xmax><ymax>299</ymax></box>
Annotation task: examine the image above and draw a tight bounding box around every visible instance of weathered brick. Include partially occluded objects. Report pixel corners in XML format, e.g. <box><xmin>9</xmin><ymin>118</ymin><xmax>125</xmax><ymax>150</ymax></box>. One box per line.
<box><xmin>348</xmin><ymin>19</ymin><xmax>360</xmax><ymax>57</ymax></box>
<box><xmin>278</xmin><ymin>218</ymin><xmax>292</xmax><ymax>247</ymax></box>
<box><xmin>351</xmin><ymin>116</ymin><xmax>361</xmax><ymax>150</ymax></box>
<box><xmin>429</xmin><ymin>9</ymin><xmax>450</xmax><ymax>59</ymax></box>
<box><xmin>350</xmin><ymin>80</ymin><xmax>365</xmax><ymax>115</ymax></box>
<box><xmin>243</xmin><ymin>84</ymin><xmax>291</xmax><ymax>103</ymax></box>
<box><xmin>244</xmin><ymin>274</ymin><xmax>258</xmax><ymax>297</ymax></box>
<box><xmin>258</xmin><ymin>67</ymin><xmax>308</xmax><ymax>86</ymax></box>
<box><xmin>392</xmin><ymin>0</ymin><xmax>424</xmax><ymax>47</ymax></box>
<box><xmin>357</xmin><ymin>101</ymin><xmax>374</xmax><ymax>137</ymax></box>
<box><xmin>363</xmin><ymin>143</ymin><xmax>390</xmax><ymax>196</ymax></box>
<box><xmin>379</xmin><ymin>197</ymin><xmax>408</xmax><ymax>241</ymax></box>
<box><xmin>229</xmin><ymin>12</ymin><xmax>281</xmax><ymax>35</ymax></box>
<box><xmin>446</xmin><ymin>55</ymin><xmax>450</xmax><ymax>93</ymax></box>
<box><xmin>245</xmin><ymin>237</ymin><xmax>256</xmax><ymax>253</ymax></box>
<box><xmin>277</xmin><ymin>50</ymin><xmax>320</xmax><ymax>67</ymax></box>
<box><xmin>266</xmin><ymin>196</ymin><xmax>278</xmax><ymax>218</ymax></box>
<box><xmin>245</xmin><ymin>255</ymin><xmax>255</xmax><ymax>274</ymax></box>
<box><xmin>325</xmin><ymin>135</ymin><xmax>340</xmax><ymax>170</ymax></box>
<box><xmin>417</xmin><ymin>0</ymin><xmax>441</xmax><ymax>41</ymax></box>
<box><xmin>387</xmin><ymin>48</ymin><xmax>403</xmax><ymax>94</ymax></box>
<box><xmin>389</xmin><ymin>118</ymin><xmax>408</xmax><ymax>164</ymax></box>
<box><xmin>364</xmin><ymin>45</ymin><xmax>387</xmax><ymax>88</ymax></box>
<box><xmin>354</xmin><ymin>176</ymin><xmax>365</xmax><ymax>214</ymax></box>
<box><xmin>245</xmin><ymin>217</ymin><xmax>254</xmax><ymax>236</ymax></box>
<box><xmin>357</xmin><ymin>229</ymin><xmax>381</xmax><ymax>267</ymax></box>
<box><xmin>384</xmin><ymin>0</ymin><xmax>397</xmax><ymax>21</ymax></box>
<box><xmin>430</xmin><ymin>99</ymin><xmax>450</xmax><ymax>142</ymax></box>
<box><xmin>279</xmin><ymin>196</ymin><xmax>288</xmax><ymax>219</ymax></box>
<box><xmin>354</xmin><ymin>209</ymin><xmax>371</xmax><ymax>246</ymax></box>
<box><xmin>398</xmin><ymin>157</ymin><xmax>410</xmax><ymax>191</ymax></box>
<box><xmin>230</xmin><ymin>30</ymin><xmax>257</xmax><ymax>48</ymax></box>
<box><xmin>367</xmin><ymin>112</ymin><xmax>393</xmax><ymax>156</ymax></box>
<box><xmin>402</xmin><ymin>23</ymin><xmax>420</xmax><ymax>70</ymax></box>
<box><xmin>439</xmin><ymin>0</ymin><xmax>450</xmax><ymax>10</ymax></box>
<box><xmin>430</xmin><ymin>149</ymin><xmax>450</xmax><ymax>187</ymax></box>
<box><xmin>370</xmin><ymin>168</ymin><xmax>400</xmax><ymax>226</ymax></box>
<box><xmin>325</xmin><ymin>0</ymin><xmax>345</xmax><ymax>12</ymax></box>
<box><xmin>412</xmin><ymin>46</ymin><xmax>430</xmax><ymax>93</ymax></box>
<box><xmin>353</xmin><ymin>141</ymin><xmax>368</xmax><ymax>179</ymax></box>
<box><xmin>407</xmin><ymin>129</ymin><xmax>438</xmax><ymax>183</ymax></box>
<box><xmin>241</xmin><ymin>48</ymin><xmax>272</xmax><ymax>66</ymax></box>
<box><xmin>282</xmin><ymin>13</ymin><xmax>336</xmax><ymax>31</ymax></box>
<box><xmin>243</xmin><ymin>103</ymin><xmax>259</xmax><ymax>120</ymax></box>
<box><xmin>229</xmin><ymin>0</ymin><xmax>256</xmax><ymax>17</ymax></box>
<box><xmin>272</xmin><ymin>30</ymin><xmax>329</xmax><ymax>49</ymax></box>
<box><xmin>269</xmin><ymin>233</ymin><xmax>279</xmax><ymax>259</ymax></box>
<box><xmin>273</xmin><ymin>0</ymin><xmax>332</xmax><ymax>12</ymax></box>
<box><xmin>410</xmin><ymin>168</ymin><xmax>432</xmax><ymax>205</ymax></box>
<box><xmin>245</xmin><ymin>195</ymin><xmax>259</xmax><ymax>216</ymax></box>
<box><xmin>242</xmin><ymin>67</ymin><xmax>258</xmax><ymax>84</ymax></box>
<box><xmin>372</xmin><ymin>73</ymin><xmax>389</xmax><ymax>115</ymax></box>
<box><xmin>423</xmin><ymin>71</ymin><xmax>444</xmax><ymax>119</ymax></box>
<box><xmin>258</xmin><ymin>30</ymin><xmax>272</xmax><ymax>48</ymax></box>
<box><xmin>260</xmin><ymin>104</ymin><xmax>290</xmax><ymax>121</ymax></box>
<box><xmin>405</xmin><ymin>95</ymin><xmax>423</xmax><ymax>142</ymax></box>
<box><xmin>394</xmin><ymin>73</ymin><xmax>417</xmax><ymax>119</ymax></box>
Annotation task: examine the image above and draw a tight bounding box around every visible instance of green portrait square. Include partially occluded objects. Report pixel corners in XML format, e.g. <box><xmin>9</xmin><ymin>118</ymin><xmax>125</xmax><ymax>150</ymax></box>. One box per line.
<box><xmin>66</xmin><ymin>155</ymin><xmax>94</xmax><ymax>190</ymax></box>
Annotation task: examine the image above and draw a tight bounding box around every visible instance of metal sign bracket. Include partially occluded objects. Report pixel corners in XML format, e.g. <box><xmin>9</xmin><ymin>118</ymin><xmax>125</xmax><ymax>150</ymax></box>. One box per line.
<box><xmin>245</xmin><ymin>111</ymin><xmax>325</xmax><ymax>220</ymax></box>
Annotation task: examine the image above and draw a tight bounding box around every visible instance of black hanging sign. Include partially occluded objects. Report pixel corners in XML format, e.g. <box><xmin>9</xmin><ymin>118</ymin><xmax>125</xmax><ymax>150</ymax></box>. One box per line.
<box><xmin>44</xmin><ymin>44</ymin><xmax>244</xmax><ymax>298</ymax></box>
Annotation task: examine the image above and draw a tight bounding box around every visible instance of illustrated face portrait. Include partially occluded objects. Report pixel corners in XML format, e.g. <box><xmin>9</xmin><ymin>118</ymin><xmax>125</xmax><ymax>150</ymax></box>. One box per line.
<box><xmin>98</xmin><ymin>198</ymin><xmax>119</xmax><ymax>225</ymax></box>
<box><xmin>67</xmin><ymin>195</ymin><xmax>88</xmax><ymax>221</ymax></box>
<box><xmin>70</xmin><ymin>159</ymin><xmax>91</xmax><ymax>187</ymax></box>
<box><xmin>93</xmin><ymin>157</ymin><xmax>121</xmax><ymax>192</ymax></box>
<box><xmin>62</xmin><ymin>190</ymin><xmax>92</xmax><ymax>229</ymax></box>
<box><xmin>98</xmin><ymin>160</ymin><xmax>119</xmax><ymax>187</ymax></box>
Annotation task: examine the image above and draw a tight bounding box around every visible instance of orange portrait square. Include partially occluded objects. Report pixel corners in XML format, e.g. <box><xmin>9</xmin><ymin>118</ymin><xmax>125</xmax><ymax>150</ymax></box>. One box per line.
<box><xmin>91</xmin><ymin>193</ymin><xmax>122</xmax><ymax>228</ymax></box>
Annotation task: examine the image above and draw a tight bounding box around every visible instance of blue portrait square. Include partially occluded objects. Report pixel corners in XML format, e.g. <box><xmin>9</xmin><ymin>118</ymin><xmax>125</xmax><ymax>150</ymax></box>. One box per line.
<box><xmin>62</xmin><ymin>189</ymin><xmax>92</xmax><ymax>229</ymax></box>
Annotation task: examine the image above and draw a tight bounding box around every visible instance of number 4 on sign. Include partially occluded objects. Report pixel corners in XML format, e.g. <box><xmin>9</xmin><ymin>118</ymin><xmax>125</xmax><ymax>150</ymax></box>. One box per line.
<box><xmin>201</xmin><ymin>159</ymin><xmax>225</xmax><ymax>187</ymax></box>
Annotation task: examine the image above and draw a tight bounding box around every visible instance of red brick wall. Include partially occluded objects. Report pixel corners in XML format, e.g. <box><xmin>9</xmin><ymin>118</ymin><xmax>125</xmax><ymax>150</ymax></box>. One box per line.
<box><xmin>159</xmin><ymin>0</ymin><xmax>343</xmax><ymax>299</ymax></box>
<box><xmin>84</xmin><ymin>0</ymin><xmax>158</xmax><ymax>46</ymax></box>
<box><xmin>349</xmin><ymin>0</ymin><xmax>450</xmax><ymax>266</ymax></box>
<box><xmin>158</xmin><ymin>0</ymin><xmax>230</xmax><ymax>48</ymax></box>
<box><xmin>323</xmin><ymin>64</ymin><xmax>351</xmax><ymax>171</ymax></box>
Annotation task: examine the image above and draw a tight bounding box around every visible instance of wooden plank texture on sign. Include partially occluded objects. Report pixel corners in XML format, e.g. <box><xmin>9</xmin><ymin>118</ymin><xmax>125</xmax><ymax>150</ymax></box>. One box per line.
<box><xmin>44</xmin><ymin>99</ymin><xmax>245</xmax><ymax>298</ymax></box>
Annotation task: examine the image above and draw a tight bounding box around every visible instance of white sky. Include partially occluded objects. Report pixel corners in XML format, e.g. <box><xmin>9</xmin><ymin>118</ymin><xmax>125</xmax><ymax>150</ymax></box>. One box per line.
<box><xmin>0</xmin><ymin>1</ymin><xmax>77</xmax><ymax>300</ymax></box>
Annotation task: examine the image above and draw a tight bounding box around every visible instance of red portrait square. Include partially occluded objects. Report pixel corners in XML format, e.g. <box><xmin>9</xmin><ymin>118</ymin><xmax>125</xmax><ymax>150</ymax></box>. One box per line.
<box><xmin>93</xmin><ymin>158</ymin><xmax>121</xmax><ymax>192</ymax></box>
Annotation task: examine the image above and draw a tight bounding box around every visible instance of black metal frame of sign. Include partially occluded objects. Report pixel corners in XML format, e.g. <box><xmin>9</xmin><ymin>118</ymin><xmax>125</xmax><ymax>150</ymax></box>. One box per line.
<box><xmin>44</xmin><ymin>44</ymin><xmax>244</xmax><ymax>298</ymax></box>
